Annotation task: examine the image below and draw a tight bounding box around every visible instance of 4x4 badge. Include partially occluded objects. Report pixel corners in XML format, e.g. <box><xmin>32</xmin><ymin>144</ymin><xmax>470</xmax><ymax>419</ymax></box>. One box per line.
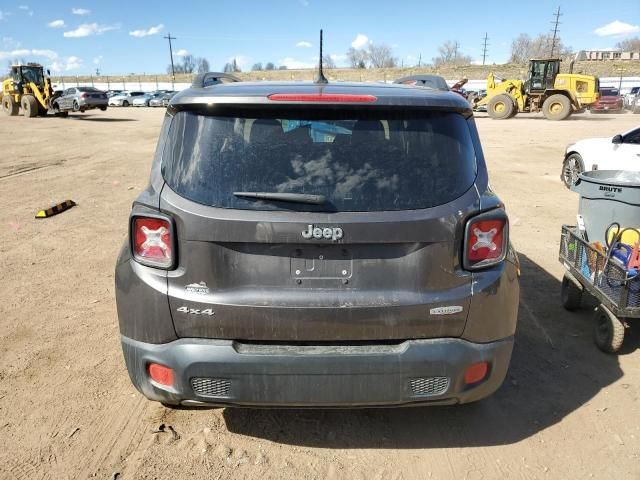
<box><xmin>302</xmin><ymin>224</ymin><xmax>343</xmax><ymax>241</ymax></box>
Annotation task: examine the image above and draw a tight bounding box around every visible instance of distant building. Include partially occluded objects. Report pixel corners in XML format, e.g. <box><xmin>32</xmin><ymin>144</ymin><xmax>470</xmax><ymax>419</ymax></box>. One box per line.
<box><xmin>576</xmin><ymin>50</ymin><xmax>640</xmax><ymax>61</ymax></box>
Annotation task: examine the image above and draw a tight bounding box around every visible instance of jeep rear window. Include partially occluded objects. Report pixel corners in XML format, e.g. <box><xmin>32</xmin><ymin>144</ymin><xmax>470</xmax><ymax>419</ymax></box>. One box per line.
<box><xmin>162</xmin><ymin>110</ymin><xmax>477</xmax><ymax>212</ymax></box>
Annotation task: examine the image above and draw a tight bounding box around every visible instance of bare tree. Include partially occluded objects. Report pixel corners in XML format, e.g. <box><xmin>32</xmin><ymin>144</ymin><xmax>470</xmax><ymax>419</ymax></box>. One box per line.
<box><xmin>616</xmin><ymin>37</ymin><xmax>640</xmax><ymax>51</ymax></box>
<box><xmin>264</xmin><ymin>62</ymin><xmax>275</xmax><ymax>70</ymax></box>
<box><xmin>367</xmin><ymin>43</ymin><xmax>397</xmax><ymax>68</ymax></box>
<box><xmin>196</xmin><ymin>57</ymin><xmax>210</xmax><ymax>73</ymax></box>
<box><xmin>278</xmin><ymin>65</ymin><xmax>288</xmax><ymax>70</ymax></box>
<box><xmin>322</xmin><ymin>55</ymin><xmax>336</xmax><ymax>69</ymax></box>
<box><xmin>181</xmin><ymin>54</ymin><xmax>196</xmax><ymax>74</ymax></box>
<box><xmin>251</xmin><ymin>62</ymin><xmax>263</xmax><ymax>71</ymax></box>
<box><xmin>510</xmin><ymin>33</ymin><xmax>571</xmax><ymax>63</ymax></box>
<box><xmin>223</xmin><ymin>63</ymin><xmax>234</xmax><ymax>73</ymax></box>
<box><xmin>433</xmin><ymin>41</ymin><xmax>472</xmax><ymax>66</ymax></box>
<box><xmin>346</xmin><ymin>47</ymin><xmax>368</xmax><ymax>68</ymax></box>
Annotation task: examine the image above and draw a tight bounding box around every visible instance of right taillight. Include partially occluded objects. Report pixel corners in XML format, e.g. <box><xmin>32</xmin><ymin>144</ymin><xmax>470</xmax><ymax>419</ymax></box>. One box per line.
<box><xmin>131</xmin><ymin>215</ymin><xmax>175</xmax><ymax>269</ymax></box>
<box><xmin>463</xmin><ymin>210</ymin><xmax>508</xmax><ymax>270</ymax></box>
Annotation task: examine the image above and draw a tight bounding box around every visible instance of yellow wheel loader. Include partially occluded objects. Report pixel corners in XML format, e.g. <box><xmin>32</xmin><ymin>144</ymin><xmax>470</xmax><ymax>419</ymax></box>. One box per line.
<box><xmin>1</xmin><ymin>63</ymin><xmax>64</xmax><ymax>118</ymax></box>
<box><xmin>474</xmin><ymin>59</ymin><xmax>599</xmax><ymax>121</ymax></box>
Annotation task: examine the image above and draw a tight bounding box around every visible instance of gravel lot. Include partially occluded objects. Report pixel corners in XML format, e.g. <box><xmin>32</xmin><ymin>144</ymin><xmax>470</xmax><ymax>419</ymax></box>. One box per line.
<box><xmin>1</xmin><ymin>108</ymin><xmax>639</xmax><ymax>480</ymax></box>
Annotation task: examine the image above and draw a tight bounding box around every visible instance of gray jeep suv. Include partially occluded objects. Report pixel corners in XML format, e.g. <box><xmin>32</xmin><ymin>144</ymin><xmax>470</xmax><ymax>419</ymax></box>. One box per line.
<box><xmin>115</xmin><ymin>72</ymin><xmax>520</xmax><ymax>407</ymax></box>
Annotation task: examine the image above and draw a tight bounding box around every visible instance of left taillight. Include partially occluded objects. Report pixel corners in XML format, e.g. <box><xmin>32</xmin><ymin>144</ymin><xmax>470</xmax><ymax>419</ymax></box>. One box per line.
<box><xmin>463</xmin><ymin>210</ymin><xmax>508</xmax><ymax>271</ymax></box>
<box><xmin>131</xmin><ymin>215</ymin><xmax>175</xmax><ymax>269</ymax></box>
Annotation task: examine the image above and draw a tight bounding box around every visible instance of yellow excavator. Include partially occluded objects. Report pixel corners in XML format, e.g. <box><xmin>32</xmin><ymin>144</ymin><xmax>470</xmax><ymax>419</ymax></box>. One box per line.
<box><xmin>474</xmin><ymin>58</ymin><xmax>599</xmax><ymax>120</ymax></box>
<box><xmin>1</xmin><ymin>63</ymin><xmax>62</xmax><ymax>117</ymax></box>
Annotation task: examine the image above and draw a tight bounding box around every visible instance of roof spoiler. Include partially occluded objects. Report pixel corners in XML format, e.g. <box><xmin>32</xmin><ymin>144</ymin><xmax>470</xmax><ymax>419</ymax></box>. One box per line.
<box><xmin>191</xmin><ymin>72</ymin><xmax>241</xmax><ymax>88</ymax></box>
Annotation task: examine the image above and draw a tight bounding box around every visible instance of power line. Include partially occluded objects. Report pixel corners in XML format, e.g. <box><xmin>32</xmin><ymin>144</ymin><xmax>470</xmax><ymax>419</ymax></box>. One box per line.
<box><xmin>163</xmin><ymin>33</ymin><xmax>177</xmax><ymax>82</ymax></box>
<box><xmin>549</xmin><ymin>6</ymin><xmax>562</xmax><ymax>57</ymax></box>
<box><xmin>481</xmin><ymin>33</ymin><xmax>489</xmax><ymax>65</ymax></box>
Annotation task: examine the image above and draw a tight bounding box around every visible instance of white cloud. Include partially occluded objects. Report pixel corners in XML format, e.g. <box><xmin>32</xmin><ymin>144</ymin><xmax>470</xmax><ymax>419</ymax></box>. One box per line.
<box><xmin>351</xmin><ymin>34</ymin><xmax>369</xmax><ymax>50</ymax></box>
<box><xmin>63</xmin><ymin>23</ymin><xmax>117</xmax><ymax>38</ymax></box>
<box><xmin>278</xmin><ymin>57</ymin><xmax>315</xmax><ymax>69</ymax></box>
<box><xmin>227</xmin><ymin>55</ymin><xmax>251</xmax><ymax>68</ymax></box>
<box><xmin>0</xmin><ymin>48</ymin><xmax>58</xmax><ymax>60</ymax></box>
<box><xmin>129</xmin><ymin>23</ymin><xmax>164</xmax><ymax>38</ymax></box>
<box><xmin>93</xmin><ymin>55</ymin><xmax>103</xmax><ymax>64</ymax></box>
<box><xmin>71</xmin><ymin>8</ymin><xmax>90</xmax><ymax>15</ymax></box>
<box><xmin>2</xmin><ymin>36</ymin><xmax>21</xmax><ymax>48</ymax></box>
<box><xmin>594</xmin><ymin>20</ymin><xmax>640</xmax><ymax>37</ymax></box>
<box><xmin>175</xmin><ymin>49</ymin><xmax>189</xmax><ymax>57</ymax></box>
<box><xmin>50</xmin><ymin>56</ymin><xmax>82</xmax><ymax>72</ymax></box>
<box><xmin>48</xmin><ymin>19</ymin><xmax>66</xmax><ymax>28</ymax></box>
<box><xmin>296</xmin><ymin>41</ymin><xmax>312</xmax><ymax>48</ymax></box>
<box><xmin>18</xmin><ymin>5</ymin><xmax>33</xmax><ymax>15</ymax></box>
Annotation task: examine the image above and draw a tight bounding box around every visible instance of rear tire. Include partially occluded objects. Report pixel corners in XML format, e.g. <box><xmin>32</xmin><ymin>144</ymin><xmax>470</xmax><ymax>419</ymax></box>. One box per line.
<box><xmin>487</xmin><ymin>94</ymin><xmax>515</xmax><ymax>120</ymax></box>
<box><xmin>543</xmin><ymin>94</ymin><xmax>572</xmax><ymax>121</ymax></box>
<box><xmin>99</xmin><ymin>106</ymin><xmax>107</xmax><ymax>111</ymax></box>
<box><xmin>21</xmin><ymin>95</ymin><xmax>38</xmax><ymax>118</ymax></box>
<box><xmin>593</xmin><ymin>304</ymin><xmax>625</xmax><ymax>353</ymax></box>
<box><xmin>561</xmin><ymin>273</ymin><xmax>582</xmax><ymax>310</ymax></box>
<box><xmin>73</xmin><ymin>100</ymin><xmax>80</xmax><ymax>112</ymax></box>
<box><xmin>561</xmin><ymin>153</ymin><xmax>584</xmax><ymax>188</ymax></box>
<box><xmin>2</xmin><ymin>95</ymin><xmax>19</xmax><ymax>116</ymax></box>
<box><xmin>122</xmin><ymin>100</ymin><xmax>129</xmax><ymax>107</ymax></box>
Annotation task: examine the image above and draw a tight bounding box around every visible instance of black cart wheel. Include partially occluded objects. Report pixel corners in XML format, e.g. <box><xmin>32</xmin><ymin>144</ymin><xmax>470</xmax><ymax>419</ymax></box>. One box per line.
<box><xmin>593</xmin><ymin>304</ymin><xmax>625</xmax><ymax>353</ymax></box>
<box><xmin>561</xmin><ymin>273</ymin><xmax>583</xmax><ymax>310</ymax></box>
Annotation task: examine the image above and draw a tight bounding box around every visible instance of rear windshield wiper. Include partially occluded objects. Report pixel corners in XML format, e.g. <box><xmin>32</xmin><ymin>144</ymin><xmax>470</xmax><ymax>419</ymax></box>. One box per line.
<box><xmin>233</xmin><ymin>191</ymin><xmax>326</xmax><ymax>205</ymax></box>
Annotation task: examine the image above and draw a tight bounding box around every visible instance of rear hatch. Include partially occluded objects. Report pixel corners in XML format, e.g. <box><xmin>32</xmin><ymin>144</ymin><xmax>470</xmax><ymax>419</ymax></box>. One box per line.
<box><xmin>160</xmin><ymin>104</ymin><xmax>481</xmax><ymax>341</ymax></box>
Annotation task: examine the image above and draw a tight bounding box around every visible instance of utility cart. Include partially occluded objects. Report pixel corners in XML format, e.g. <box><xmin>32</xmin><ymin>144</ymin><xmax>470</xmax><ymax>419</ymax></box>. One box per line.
<box><xmin>559</xmin><ymin>225</ymin><xmax>640</xmax><ymax>353</ymax></box>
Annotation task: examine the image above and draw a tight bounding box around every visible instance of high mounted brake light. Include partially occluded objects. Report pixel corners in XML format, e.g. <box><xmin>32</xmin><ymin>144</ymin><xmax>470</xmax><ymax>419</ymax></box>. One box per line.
<box><xmin>268</xmin><ymin>93</ymin><xmax>377</xmax><ymax>103</ymax></box>
<box><xmin>131</xmin><ymin>215</ymin><xmax>175</xmax><ymax>269</ymax></box>
<box><xmin>463</xmin><ymin>210</ymin><xmax>508</xmax><ymax>270</ymax></box>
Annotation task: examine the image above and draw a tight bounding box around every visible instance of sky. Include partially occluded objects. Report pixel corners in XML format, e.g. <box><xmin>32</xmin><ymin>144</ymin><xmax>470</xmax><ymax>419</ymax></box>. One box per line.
<box><xmin>1</xmin><ymin>0</ymin><xmax>639</xmax><ymax>75</ymax></box>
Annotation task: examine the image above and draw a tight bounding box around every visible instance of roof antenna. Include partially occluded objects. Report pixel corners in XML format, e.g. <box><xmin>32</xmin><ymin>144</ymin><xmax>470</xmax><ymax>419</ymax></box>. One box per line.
<box><xmin>315</xmin><ymin>29</ymin><xmax>328</xmax><ymax>84</ymax></box>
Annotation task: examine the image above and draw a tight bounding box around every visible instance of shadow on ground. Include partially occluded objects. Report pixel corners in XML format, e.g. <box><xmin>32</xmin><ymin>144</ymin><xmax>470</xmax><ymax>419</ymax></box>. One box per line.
<box><xmin>69</xmin><ymin>116</ymin><xmax>137</xmax><ymax>122</ymax></box>
<box><xmin>222</xmin><ymin>253</ymin><xmax>636</xmax><ymax>448</ymax></box>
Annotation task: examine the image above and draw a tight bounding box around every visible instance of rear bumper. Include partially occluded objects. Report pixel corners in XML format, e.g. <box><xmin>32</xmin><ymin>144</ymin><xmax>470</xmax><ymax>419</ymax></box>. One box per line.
<box><xmin>121</xmin><ymin>335</ymin><xmax>514</xmax><ymax>407</ymax></box>
<box><xmin>78</xmin><ymin>98</ymin><xmax>108</xmax><ymax>108</ymax></box>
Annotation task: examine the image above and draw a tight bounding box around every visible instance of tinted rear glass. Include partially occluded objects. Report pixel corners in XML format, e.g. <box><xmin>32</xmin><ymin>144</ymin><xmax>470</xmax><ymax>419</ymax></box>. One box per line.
<box><xmin>162</xmin><ymin>110</ymin><xmax>477</xmax><ymax>212</ymax></box>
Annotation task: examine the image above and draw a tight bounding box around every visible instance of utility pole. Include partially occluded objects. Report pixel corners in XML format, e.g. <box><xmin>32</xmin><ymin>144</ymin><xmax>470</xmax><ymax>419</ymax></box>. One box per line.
<box><xmin>418</xmin><ymin>53</ymin><xmax>422</xmax><ymax>68</ymax></box>
<box><xmin>550</xmin><ymin>6</ymin><xmax>562</xmax><ymax>57</ymax></box>
<box><xmin>164</xmin><ymin>33</ymin><xmax>177</xmax><ymax>85</ymax></box>
<box><xmin>481</xmin><ymin>33</ymin><xmax>489</xmax><ymax>65</ymax></box>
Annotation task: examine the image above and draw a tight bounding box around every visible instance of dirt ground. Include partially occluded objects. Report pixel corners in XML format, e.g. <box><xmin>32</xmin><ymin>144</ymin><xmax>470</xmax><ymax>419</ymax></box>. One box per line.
<box><xmin>1</xmin><ymin>107</ymin><xmax>639</xmax><ymax>480</ymax></box>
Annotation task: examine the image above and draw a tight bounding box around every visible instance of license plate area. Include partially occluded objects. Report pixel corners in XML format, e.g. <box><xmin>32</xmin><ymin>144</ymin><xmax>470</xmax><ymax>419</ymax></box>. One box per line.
<box><xmin>291</xmin><ymin>248</ymin><xmax>352</xmax><ymax>280</ymax></box>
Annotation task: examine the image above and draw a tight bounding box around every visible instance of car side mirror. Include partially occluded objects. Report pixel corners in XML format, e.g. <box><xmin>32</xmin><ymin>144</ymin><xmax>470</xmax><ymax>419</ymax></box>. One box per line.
<box><xmin>612</xmin><ymin>134</ymin><xmax>623</xmax><ymax>144</ymax></box>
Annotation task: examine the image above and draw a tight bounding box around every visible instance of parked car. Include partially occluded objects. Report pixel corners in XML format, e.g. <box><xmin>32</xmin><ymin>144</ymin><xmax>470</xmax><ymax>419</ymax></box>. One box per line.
<box><xmin>624</xmin><ymin>86</ymin><xmax>640</xmax><ymax>109</ymax></box>
<box><xmin>561</xmin><ymin>126</ymin><xmax>640</xmax><ymax>187</ymax></box>
<box><xmin>631</xmin><ymin>95</ymin><xmax>640</xmax><ymax>114</ymax></box>
<box><xmin>590</xmin><ymin>87</ymin><xmax>624</xmax><ymax>113</ymax></box>
<box><xmin>107</xmin><ymin>90</ymin><xmax>123</xmax><ymax>98</ymax></box>
<box><xmin>115</xmin><ymin>73</ymin><xmax>520</xmax><ymax>408</ymax></box>
<box><xmin>132</xmin><ymin>93</ymin><xmax>164</xmax><ymax>107</ymax></box>
<box><xmin>149</xmin><ymin>91</ymin><xmax>176</xmax><ymax>107</ymax></box>
<box><xmin>394</xmin><ymin>74</ymin><xmax>449</xmax><ymax>91</ymax></box>
<box><xmin>108</xmin><ymin>91</ymin><xmax>145</xmax><ymax>107</ymax></box>
<box><xmin>51</xmin><ymin>86</ymin><xmax>107</xmax><ymax>113</ymax></box>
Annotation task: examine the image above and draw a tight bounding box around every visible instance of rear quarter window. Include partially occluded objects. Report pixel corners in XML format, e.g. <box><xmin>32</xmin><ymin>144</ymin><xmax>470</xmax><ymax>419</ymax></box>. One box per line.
<box><xmin>162</xmin><ymin>109</ymin><xmax>478</xmax><ymax>212</ymax></box>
